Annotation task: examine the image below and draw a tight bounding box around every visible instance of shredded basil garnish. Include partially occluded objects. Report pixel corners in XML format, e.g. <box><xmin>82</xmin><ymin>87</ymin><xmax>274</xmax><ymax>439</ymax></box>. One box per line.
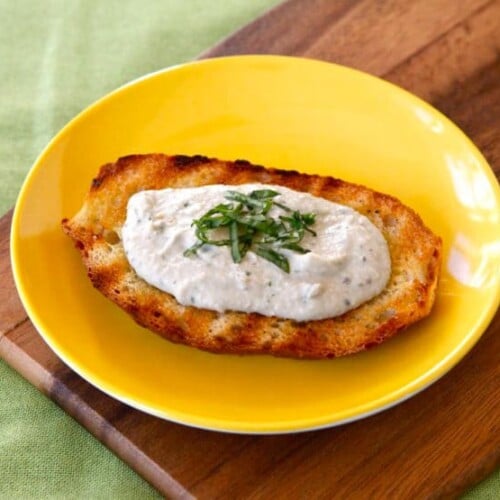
<box><xmin>183</xmin><ymin>189</ymin><xmax>316</xmax><ymax>273</ymax></box>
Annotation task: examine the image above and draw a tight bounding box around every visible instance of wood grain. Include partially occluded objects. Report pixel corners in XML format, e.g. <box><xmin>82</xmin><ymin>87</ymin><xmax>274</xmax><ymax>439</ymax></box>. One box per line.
<box><xmin>1</xmin><ymin>0</ymin><xmax>499</xmax><ymax>498</ymax></box>
<box><xmin>203</xmin><ymin>0</ymin><xmax>493</xmax><ymax>73</ymax></box>
<box><xmin>0</xmin><ymin>210</ymin><xmax>26</xmax><ymax>336</ymax></box>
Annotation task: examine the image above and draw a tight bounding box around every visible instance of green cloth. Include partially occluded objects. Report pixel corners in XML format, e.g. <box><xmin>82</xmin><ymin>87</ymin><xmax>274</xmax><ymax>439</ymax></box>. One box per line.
<box><xmin>0</xmin><ymin>1</ymin><xmax>497</xmax><ymax>498</ymax></box>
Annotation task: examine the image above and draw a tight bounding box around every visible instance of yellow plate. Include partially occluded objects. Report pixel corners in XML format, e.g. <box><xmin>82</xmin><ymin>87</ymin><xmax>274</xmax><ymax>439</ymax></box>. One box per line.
<box><xmin>11</xmin><ymin>56</ymin><xmax>500</xmax><ymax>433</ymax></box>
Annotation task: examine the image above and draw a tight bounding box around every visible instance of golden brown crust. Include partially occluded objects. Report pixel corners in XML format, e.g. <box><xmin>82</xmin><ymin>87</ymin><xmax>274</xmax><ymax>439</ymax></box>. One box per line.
<box><xmin>62</xmin><ymin>154</ymin><xmax>442</xmax><ymax>358</ymax></box>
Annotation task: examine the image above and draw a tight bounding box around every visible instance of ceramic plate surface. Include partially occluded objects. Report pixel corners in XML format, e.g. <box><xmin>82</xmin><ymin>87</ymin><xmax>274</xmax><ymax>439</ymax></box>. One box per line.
<box><xmin>11</xmin><ymin>56</ymin><xmax>500</xmax><ymax>433</ymax></box>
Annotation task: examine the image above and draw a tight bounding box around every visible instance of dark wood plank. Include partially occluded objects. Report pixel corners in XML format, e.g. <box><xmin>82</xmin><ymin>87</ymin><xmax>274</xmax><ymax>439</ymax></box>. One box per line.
<box><xmin>0</xmin><ymin>210</ymin><xmax>26</xmax><ymax>335</ymax></box>
<box><xmin>203</xmin><ymin>0</ymin><xmax>492</xmax><ymax>74</ymax></box>
<box><xmin>386</xmin><ymin>0</ymin><xmax>500</xmax><ymax>102</ymax></box>
<box><xmin>2</xmin><ymin>0</ymin><xmax>499</xmax><ymax>498</ymax></box>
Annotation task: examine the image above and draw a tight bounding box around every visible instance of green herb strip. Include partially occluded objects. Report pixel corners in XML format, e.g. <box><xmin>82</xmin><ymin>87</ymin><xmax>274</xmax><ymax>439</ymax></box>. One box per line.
<box><xmin>183</xmin><ymin>189</ymin><xmax>317</xmax><ymax>273</ymax></box>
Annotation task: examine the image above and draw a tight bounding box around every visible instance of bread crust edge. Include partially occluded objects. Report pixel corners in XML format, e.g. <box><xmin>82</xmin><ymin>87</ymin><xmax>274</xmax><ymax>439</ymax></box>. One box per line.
<box><xmin>62</xmin><ymin>154</ymin><xmax>442</xmax><ymax>359</ymax></box>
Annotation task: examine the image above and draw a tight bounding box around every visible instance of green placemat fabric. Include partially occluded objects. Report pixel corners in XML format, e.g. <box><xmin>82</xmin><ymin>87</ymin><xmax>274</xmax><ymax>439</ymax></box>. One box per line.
<box><xmin>0</xmin><ymin>1</ymin><xmax>497</xmax><ymax>498</ymax></box>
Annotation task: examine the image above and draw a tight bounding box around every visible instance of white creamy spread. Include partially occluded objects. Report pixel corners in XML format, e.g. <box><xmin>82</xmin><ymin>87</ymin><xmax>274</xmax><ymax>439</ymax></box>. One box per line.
<box><xmin>121</xmin><ymin>184</ymin><xmax>391</xmax><ymax>321</ymax></box>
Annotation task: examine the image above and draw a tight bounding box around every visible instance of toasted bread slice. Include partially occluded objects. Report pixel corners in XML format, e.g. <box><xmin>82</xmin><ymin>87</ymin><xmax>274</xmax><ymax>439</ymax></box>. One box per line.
<box><xmin>62</xmin><ymin>154</ymin><xmax>441</xmax><ymax>358</ymax></box>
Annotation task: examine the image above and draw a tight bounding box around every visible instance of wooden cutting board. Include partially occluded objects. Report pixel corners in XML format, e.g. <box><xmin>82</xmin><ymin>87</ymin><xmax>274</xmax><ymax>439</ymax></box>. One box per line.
<box><xmin>1</xmin><ymin>0</ymin><xmax>499</xmax><ymax>497</ymax></box>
